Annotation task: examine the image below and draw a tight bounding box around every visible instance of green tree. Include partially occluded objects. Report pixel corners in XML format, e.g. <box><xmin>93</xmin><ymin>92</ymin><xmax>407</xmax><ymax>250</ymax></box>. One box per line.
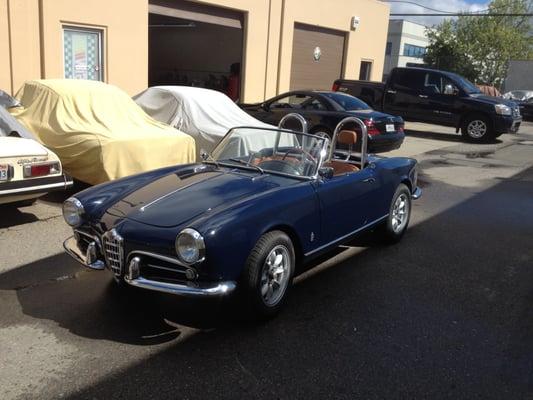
<box><xmin>424</xmin><ymin>0</ymin><xmax>533</xmax><ymax>88</ymax></box>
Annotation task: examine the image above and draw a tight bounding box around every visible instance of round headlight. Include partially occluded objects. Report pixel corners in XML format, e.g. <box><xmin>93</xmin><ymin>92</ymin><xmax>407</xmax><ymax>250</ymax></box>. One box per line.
<box><xmin>62</xmin><ymin>197</ymin><xmax>84</xmax><ymax>227</ymax></box>
<box><xmin>175</xmin><ymin>228</ymin><xmax>205</xmax><ymax>264</ymax></box>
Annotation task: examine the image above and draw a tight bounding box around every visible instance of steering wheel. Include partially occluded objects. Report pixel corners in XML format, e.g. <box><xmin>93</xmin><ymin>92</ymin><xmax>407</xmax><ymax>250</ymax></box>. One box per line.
<box><xmin>281</xmin><ymin>147</ymin><xmax>317</xmax><ymax>164</ymax></box>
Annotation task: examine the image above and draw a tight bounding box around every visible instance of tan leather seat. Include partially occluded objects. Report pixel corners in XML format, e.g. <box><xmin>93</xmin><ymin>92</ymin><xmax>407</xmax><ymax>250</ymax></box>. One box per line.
<box><xmin>324</xmin><ymin>130</ymin><xmax>359</xmax><ymax>176</ymax></box>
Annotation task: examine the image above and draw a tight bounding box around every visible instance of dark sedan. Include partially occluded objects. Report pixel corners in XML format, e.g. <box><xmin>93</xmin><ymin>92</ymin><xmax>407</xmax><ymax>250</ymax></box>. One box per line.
<box><xmin>241</xmin><ymin>90</ymin><xmax>405</xmax><ymax>153</ymax></box>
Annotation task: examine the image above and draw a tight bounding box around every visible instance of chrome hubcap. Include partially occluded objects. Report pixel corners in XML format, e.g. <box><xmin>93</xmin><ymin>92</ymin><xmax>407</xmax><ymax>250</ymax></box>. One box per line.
<box><xmin>260</xmin><ymin>245</ymin><xmax>290</xmax><ymax>306</ymax></box>
<box><xmin>391</xmin><ymin>193</ymin><xmax>409</xmax><ymax>233</ymax></box>
<box><xmin>467</xmin><ymin>120</ymin><xmax>487</xmax><ymax>138</ymax></box>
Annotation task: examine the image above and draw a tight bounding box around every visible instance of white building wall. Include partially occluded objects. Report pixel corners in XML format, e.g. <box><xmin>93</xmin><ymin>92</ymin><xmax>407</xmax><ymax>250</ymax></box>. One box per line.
<box><xmin>383</xmin><ymin>20</ymin><xmax>429</xmax><ymax>80</ymax></box>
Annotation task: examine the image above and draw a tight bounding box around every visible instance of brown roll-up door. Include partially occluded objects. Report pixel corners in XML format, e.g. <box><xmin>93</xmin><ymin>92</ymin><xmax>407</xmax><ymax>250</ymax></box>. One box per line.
<box><xmin>290</xmin><ymin>23</ymin><xmax>346</xmax><ymax>90</ymax></box>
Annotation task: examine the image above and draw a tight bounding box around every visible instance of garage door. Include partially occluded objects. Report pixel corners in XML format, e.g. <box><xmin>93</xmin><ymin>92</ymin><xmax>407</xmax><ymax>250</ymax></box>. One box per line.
<box><xmin>148</xmin><ymin>0</ymin><xmax>244</xmax><ymax>100</ymax></box>
<box><xmin>290</xmin><ymin>23</ymin><xmax>346</xmax><ymax>90</ymax></box>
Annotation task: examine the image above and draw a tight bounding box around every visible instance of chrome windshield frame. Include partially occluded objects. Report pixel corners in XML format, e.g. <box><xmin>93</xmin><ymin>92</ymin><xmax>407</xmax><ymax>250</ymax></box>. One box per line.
<box><xmin>211</xmin><ymin>126</ymin><xmax>328</xmax><ymax>180</ymax></box>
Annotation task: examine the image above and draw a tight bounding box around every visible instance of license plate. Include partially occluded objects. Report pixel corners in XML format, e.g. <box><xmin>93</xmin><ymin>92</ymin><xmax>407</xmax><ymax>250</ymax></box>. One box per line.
<box><xmin>0</xmin><ymin>165</ymin><xmax>8</xmax><ymax>181</ymax></box>
<box><xmin>386</xmin><ymin>124</ymin><xmax>395</xmax><ymax>132</ymax></box>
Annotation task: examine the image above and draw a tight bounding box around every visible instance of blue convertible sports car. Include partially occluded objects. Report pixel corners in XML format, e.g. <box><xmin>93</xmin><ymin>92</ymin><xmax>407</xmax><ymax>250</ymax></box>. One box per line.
<box><xmin>63</xmin><ymin>116</ymin><xmax>421</xmax><ymax>317</ymax></box>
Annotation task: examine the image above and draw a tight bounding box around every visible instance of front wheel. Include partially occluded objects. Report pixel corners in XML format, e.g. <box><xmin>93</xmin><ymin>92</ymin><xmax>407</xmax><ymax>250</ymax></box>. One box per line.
<box><xmin>461</xmin><ymin>114</ymin><xmax>495</xmax><ymax>142</ymax></box>
<box><xmin>380</xmin><ymin>184</ymin><xmax>412</xmax><ymax>244</ymax></box>
<box><xmin>240</xmin><ymin>231</ymin><xmax>295</xmax><ymax>319</ymax></box>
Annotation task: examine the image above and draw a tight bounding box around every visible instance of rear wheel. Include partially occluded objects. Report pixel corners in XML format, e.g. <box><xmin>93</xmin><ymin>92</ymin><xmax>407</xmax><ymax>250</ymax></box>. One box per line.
<box><xmin>461</xmin><ymin>114</ymin><xmax>495</xmax><ymax>142</ymax></box>
<box><xmin>380</xmin><ymin>184</ymin><xmax>411</xmax><ymax>244</ymax></box>
<box><xmin>240</xmin><ymin>231</ymin><xmax>295</xmax><ymax>319</ymax></box>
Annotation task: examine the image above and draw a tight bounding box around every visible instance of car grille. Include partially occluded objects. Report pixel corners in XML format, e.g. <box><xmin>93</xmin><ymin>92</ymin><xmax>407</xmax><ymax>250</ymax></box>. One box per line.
<box><xmin>513</xmin><ymin>106</ymin><xmax>521</xmax><ymax>118</ymax></box>
<box><xmin>102</xmin><ymin>229</ymin><xmax>124</xmax><ymax>275</ymax></box>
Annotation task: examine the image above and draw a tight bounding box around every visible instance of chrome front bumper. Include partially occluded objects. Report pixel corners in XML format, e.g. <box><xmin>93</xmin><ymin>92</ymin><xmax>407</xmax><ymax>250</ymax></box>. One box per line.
<box><xmin>412</xmin><ymin>187</ymin><xmax>422</xmax><ymax>200</ymax></box>
<box><xmin>63</xmin><ymin>235</ymin><xmax>236</xmax><ymax>298</ymax></box>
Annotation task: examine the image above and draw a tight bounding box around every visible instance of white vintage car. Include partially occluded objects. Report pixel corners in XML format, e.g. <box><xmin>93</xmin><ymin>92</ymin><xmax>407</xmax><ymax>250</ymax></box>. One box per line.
<box><xmin>0</xmin><ymin>136</ymin><xmax>73</xmax><ymax>207</ymax></box>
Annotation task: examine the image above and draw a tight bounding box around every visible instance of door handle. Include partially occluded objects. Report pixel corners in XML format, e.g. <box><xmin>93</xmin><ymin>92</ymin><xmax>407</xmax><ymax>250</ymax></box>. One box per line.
<box><xmin>387</xmin><ymin>90</ymin><xmax>397</xmax><ymax>94</ymax></box>
<box><xmin>418</xmin><ymin>94</ymin><xmax>428</xmax><ymax>98</ymax></box>
<box><xmin>363</xmin><ymin>177</ymin><xmax>375</xmax><ymax>183</ymax></box>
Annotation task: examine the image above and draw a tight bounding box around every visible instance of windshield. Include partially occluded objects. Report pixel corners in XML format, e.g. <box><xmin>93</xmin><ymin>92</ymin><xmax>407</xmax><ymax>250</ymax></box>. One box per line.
<box><xmin>211</xmin><ymin>127</ymin><xmax>327</xmax><ymax>178</ymax></box>
<box><xmin>322</xmin><ymin>92</ymin><xmax>370</xmax><ymax>111</ymax></box>
<box><xmin>447</xmin><ymin>72</ymin><xmax>481</xmax><ymax>94</ymax></box>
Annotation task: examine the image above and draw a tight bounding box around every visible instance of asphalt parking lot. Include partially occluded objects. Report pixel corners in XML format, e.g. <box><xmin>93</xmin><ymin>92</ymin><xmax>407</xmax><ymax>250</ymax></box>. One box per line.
<box><xmin>1</xmin><ymin>122</ymin><xmax>533</xmax><ymax>399</ymax></box>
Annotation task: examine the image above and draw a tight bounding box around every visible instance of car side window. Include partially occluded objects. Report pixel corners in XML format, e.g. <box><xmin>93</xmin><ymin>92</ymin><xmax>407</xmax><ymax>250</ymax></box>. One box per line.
<box><xmin>391</xmin><ymin>69</ymin><xmax>424</xmax><ymax>91</ymax></box>
<box><xmin>301</xmin><ymin>97</ymin><xmax>327</xmax><ymax>111</ymax></box>
<box><xmin>270</xmin><ymin>94</ymin><xmax>313</xmax><ymax>110</ymax></box>
<box><xmin>423</xmin><ymin>72</ymin><xmax>458</xmax><ymax>95</ymax></box>
<box><xmin>423</xmin><ymin>72</ymin><xmax>443</xmax><ymax>94</ymax></box>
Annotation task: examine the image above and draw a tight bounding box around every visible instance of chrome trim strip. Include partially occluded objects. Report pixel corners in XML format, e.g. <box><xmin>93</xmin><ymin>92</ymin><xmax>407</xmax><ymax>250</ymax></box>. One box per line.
<box><xmin>412</xmin><ymin>187</ymin><xmax>422</xmax><ymax>200</ymax></box>
<box><xmin>304</xmin><ymin>214</ymin><xmax>389</xmax><ymax>257</ymax></box>
<box><xmin>124</xmin><ymin>276</ymin><xmax>237</xmax><ymax>298</ymax></box>
<box><xmin>0</xmin><ymin>180</ymin><xmax>71</xmax><ymax>195</ymax></box>
<box><xmin>127</xmin><ymin>250</ymin><xmax>186</xmax><ymax>267</ymax></box>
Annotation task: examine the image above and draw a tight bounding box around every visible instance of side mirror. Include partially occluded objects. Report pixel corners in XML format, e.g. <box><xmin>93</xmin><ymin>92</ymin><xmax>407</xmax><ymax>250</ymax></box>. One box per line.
<box><xmin>262</xmin><ymin>102</ymin><xmax>270</xmax><ymax>111</ymax></box>
<box><xmin>200</xmin><ymin>151</ymin><xmax>208</xmax><ymax>161</ymax></box>
<box><xmin>318</xmin><ymin>166</ymin><xmax>334</xmax><ymax>179</ymax></box>
<box><xmin>444</xmin><ymin>84</ymin><xmax>456</xmax><ymax>95</ymax></box>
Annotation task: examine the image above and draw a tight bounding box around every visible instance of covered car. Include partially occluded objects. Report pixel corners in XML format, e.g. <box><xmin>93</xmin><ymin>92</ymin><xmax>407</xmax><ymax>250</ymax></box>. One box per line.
<box><xmin>134</xmin><ymin>86</ymin><xmax>272</xmax><ymax>157</ymax></box>
<box><xmin>10</xmin><ymin>80</ymin><xmax>196</xmax><ymax>185</ymax></box>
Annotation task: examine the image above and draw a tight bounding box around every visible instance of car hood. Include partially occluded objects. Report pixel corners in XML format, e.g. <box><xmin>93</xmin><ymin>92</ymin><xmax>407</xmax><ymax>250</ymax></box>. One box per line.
<box><xmin>0</xmin><ymin>137</ymin><xmax>49</xmax><ymax>158</ymax></box>
<box><xmin>468</xmin><ymin>94</ymin><xmax>517</xmax><ymax>107</ymax></box>
<box><xmin>105</xmin><ymin>168</ymin><xmax>285</xmax><ymax>228</ymax></box>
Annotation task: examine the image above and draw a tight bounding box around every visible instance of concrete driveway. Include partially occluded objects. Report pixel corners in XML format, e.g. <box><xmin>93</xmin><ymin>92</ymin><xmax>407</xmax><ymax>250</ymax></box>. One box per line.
<box><xmin>1</xmin><ymin>122</ymin><xmax>533</xmax><ymax>399</ymax></box>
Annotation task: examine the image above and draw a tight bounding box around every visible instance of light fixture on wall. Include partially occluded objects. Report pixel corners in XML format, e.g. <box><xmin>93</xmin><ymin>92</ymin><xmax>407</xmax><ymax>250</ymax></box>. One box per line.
<box><xmin>351</xmin><ymin>16</ymin><xmax>360</xmax><ymax>31</ymax></box>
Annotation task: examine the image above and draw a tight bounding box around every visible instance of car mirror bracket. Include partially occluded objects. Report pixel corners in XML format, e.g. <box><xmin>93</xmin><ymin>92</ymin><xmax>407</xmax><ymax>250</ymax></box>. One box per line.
<box><xmin>318</xmin><ymin>166</ymin><xmax>334</xmax><ymax>180</ymax></box>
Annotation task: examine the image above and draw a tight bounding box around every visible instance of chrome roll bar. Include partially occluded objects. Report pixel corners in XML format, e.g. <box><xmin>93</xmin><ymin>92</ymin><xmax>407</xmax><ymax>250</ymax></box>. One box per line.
<box><xmin>278</xmin><ymin>113</ymin><xmax>308</xmax><ymax>133</ymax></box>
<box><xmin>276</xmin><ymin>112</ymin><xmax>308</xmax><ymax>151</ymax></box>
<box><xmin>329</xmin><ymin>116</ymin><xmax>368</xmax><ymax>169</ymax></box>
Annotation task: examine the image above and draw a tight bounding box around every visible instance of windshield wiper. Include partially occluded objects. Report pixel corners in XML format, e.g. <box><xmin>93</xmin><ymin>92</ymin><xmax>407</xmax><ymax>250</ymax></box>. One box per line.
<box><xmin>226</xmin><ymin>158</ymin><xmax>264</xmax><ymax>174</ymax></box>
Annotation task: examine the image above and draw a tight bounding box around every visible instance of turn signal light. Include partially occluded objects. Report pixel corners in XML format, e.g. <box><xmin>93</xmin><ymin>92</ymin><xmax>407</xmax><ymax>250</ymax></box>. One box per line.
<box><xmin>332</xmin><ymin>82</ymin><xmax>340</xmax><ymax>92</ymax></box>
<box><xmin>23</xmin><ymin>162</ymin><xmax>60</xmax><ymax>178</ymax></box>
<box><xmin>364</xmin><ymin>120</ymin><xmax>381</xmax><ymax>136</ymax></box>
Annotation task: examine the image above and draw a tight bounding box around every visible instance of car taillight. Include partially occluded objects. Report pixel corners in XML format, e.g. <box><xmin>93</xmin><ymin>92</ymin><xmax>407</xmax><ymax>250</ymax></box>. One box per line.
<box><xmin>364</xmin><ymin>120</ymin><xmax>380</xmax><ymax>136</ymax></box>
<box><xmin>23</xmin><ymin>162</ymin><xmax>60</xmax><ymax>178</ymax></box>
<box><xmin>398</xmin><ymin>126</ymin><xmax>404</xmax><ymax>133</ymax></box>
<box><xmin>332</xmin><ymin>82</ymin><xmax>340</xmax><ymax>92</ymax></box>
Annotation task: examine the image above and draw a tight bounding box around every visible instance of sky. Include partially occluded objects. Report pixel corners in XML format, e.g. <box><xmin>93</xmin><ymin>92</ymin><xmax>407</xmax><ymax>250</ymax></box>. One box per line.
<box><xmin>386</xmin><ymin>0</ymin><xmax>492</xmax><ymax>26</ymax></box>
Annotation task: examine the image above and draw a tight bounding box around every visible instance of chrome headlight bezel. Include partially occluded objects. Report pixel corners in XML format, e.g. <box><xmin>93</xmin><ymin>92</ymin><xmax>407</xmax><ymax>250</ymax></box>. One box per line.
<box><xmin>494</xmin><ymin>104</ymin><xmax>512</xmax><ymax>116</ymax></box>
<box><xmin>175</xmin><ymin>228</ymin><xmax>206</xmax><ymax>265</ymax></box>
<box><xmin>62</xmin><ymin>197</ymin><xmax>84</xmax><ymax>227</ymax></box>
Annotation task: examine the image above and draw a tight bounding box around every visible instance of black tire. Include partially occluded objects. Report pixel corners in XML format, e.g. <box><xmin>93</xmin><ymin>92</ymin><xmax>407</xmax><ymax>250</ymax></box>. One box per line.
<box><xmin>461</xmin><ymin>114</ymin><xmax>495</xmax><ymax>142</ymax></box>
<box><xmin>380</xmin><ymin>184</ymin><xmax>412</xmax><ymax>244</ymax></box>
<box><xmin>240</xmin><ymin>231</ymin><xmax>295</xmax><ymax>319</ymax></box>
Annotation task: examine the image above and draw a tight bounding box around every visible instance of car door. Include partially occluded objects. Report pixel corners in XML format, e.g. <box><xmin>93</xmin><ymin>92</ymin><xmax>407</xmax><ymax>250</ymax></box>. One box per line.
<box><xmin>315</xmin><ymin>166</ymin><xmax>381</xmax><ymax>246</ymax></box>
<box><xmin>418</xmin><ymin>71</ymin><xmax>459</xmax><ymax>125</ymax></box>
<box><xmin>383</xmin><ymin>68</ymin><xmax>425</xmax><ymax>121</ymax></box>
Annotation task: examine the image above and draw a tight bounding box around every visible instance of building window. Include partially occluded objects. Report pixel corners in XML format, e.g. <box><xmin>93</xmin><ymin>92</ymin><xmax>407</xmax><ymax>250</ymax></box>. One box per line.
<box><xmin>385</xmin><ymin>42</ymin><xmax>392</xmax><ymax>56</ymax></box>
<box><xmin>403</xmin><ymin>43</ymin><xmax>426</xmax><ymax>58</ymax></box>
<box><xmin>359</xmin><ymin>61</ymin><xmax>372</xmax><ymax>80</ymax></box>
<box><xmin>63</xmin><ymin>26</ymin><xmax>103</xmax><ymax>81</ymax></box>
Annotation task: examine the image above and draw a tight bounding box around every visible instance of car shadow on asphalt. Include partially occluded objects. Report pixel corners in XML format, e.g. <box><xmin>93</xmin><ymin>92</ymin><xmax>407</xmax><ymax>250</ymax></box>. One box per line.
<box><xmin>1</xmin><ymin>167</ymin><xmax>533</xmax><ymax>398</ymax></box>
<box><xmin>0</xmin><ymin>206</ymin><xmax>39</xmax><ymax>228</ymax></box>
